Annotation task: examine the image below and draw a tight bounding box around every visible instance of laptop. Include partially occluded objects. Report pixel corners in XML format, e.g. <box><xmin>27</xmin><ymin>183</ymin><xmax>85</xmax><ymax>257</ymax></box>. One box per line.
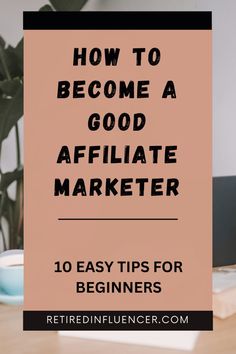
<box><xmin>213</xmin><ymin>176</ymin><xmax>236</xmax><ymax>266</ymax></box>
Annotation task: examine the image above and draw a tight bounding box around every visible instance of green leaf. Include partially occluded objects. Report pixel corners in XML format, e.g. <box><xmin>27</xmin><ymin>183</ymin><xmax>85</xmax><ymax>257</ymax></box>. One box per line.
<box><xmin>0</xmin><ymin>77</ymin><xmax>22</xmax><ymax>97</ymax></box>
<box><xmin>40</xmin><ymin>4</ymin><xmax>54</xmax><ymax>11</ymax></box>
<box><xmin>1</xmin><ymin>191</ymin><xmax>15</xmax><ymax>249</ymax></box>
<box><xmin>5</xmin><ymin>45</ymin><xmax>23</xmax><ymax>78</ymax></box>
<box><xmin>50</xmin><ymin>0</ymin><xmax>88</xmax><ymax>11</ymax></box>
<box><xmin>0</xmin><ymin>97</ymin><xmax>9</xmax><ymax>137</ymax></box>
<box><xmin>0</xmin><ymin>45</ymin><xmax>11</xmax><ymax>80</ymax></box>
<box><xmin>0</xmin><ymin>84</ymin><xmax>23</xmax><ymax>142</ymax></box>
<box><xmin>0</xmin><ymin>167</ymin><xmax>23</xmax><ymax>191</ymax></box>
<box><xmin>13</xmin><ymin>175</ymin><xmax>23</xmax><ymax>248</ymax></box>
<box><xmin>0</xmin><ymin>44</ymin><xmax>23</xmax><ymax>80</ymax></box>
<box><xmin>14</xmin><ymin>39</ymin><xmax>23</xmax><ymax>73</ymax></box>
<box><xmin>0</xmin><ymin>36</ymin><xmax>5</xmax><ymax>49</ymax></box>
<box><xmin>1</xmin><ymin>191</ymin><xmax>15</xmax><ymax>218</ymax></box>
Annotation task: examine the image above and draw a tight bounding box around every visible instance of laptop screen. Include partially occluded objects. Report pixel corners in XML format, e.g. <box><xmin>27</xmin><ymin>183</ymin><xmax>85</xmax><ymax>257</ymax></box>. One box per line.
<box><xmin>213</xmin><ymin>176</ymin><xmax>236</xmax><ymax>266</ymax></box>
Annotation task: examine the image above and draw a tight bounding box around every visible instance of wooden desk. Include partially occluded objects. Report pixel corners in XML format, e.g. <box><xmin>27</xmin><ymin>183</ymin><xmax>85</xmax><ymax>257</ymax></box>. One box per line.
<box><xmin>1</xmin><ymin>304</ymin><xmax>236</xmax><ymax>354</ymax></box>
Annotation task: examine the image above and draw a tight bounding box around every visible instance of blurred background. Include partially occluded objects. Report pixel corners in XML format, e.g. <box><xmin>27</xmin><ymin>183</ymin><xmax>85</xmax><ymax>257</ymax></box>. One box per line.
<box><xmin>1</xmin><ymin>1</ymin><xmax>236</xmax><ymax>353</ymax></box>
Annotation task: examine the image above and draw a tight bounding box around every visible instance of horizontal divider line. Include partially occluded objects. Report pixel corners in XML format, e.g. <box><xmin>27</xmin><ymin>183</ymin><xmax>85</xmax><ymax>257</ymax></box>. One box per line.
<box><xmin>58</xmin><ymin>218</ymin><xmax>178</xmax><ymax>221</ymax></box>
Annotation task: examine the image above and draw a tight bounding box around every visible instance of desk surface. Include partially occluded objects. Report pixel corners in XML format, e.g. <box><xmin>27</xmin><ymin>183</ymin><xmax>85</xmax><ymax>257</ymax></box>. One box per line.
<box><xmin>1</xmin><ymin>305</ymin><xmax>236</xmax><ymax>354</ymax></box>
